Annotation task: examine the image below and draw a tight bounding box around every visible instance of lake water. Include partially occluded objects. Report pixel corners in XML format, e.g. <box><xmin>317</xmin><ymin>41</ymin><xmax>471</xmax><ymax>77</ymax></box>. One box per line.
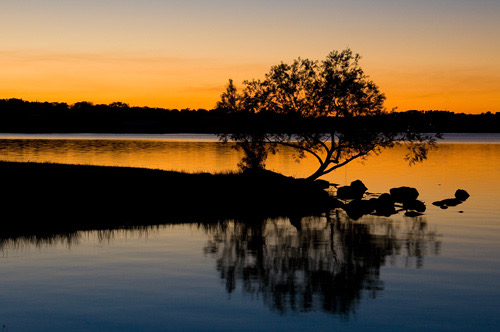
<box><xmin>0</xmin><ymin>133</ymin><xmax>499</xmax><ymax>331</ymax></box>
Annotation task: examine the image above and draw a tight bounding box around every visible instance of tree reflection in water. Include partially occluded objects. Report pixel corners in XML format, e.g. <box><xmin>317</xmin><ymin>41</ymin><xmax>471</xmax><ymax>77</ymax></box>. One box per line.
<box><xmin>203</xmin><ymin>211</ymin><xmax>440</xmax><ymax>316</ymax></box>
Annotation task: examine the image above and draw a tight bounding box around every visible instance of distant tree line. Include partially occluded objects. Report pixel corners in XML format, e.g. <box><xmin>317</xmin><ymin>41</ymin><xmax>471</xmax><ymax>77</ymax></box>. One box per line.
<box><xmin>0</xmin><ymin>98</ymin><xmax>499</xmax><ymax>134</ymax></box>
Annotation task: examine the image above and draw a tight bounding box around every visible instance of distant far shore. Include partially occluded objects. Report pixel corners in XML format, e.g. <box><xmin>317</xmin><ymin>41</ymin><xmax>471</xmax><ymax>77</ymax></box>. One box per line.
<box><xmin>0</xmin><ymin>161</ymin><xmax>334</xmax><ymax>236</ymax></box>
<box><xmin>1</xmin><ymin>98</ymin><xmax>499</xmax><ymax>133</ymax></box>
<box><xmin>1</xmin><ymin>132</ymin><xmax>500</xmax><ymax>143</ymax></box>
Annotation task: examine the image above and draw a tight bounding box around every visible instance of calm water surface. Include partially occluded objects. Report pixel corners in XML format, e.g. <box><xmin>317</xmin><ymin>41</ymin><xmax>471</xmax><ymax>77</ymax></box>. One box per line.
<box><xmin>0</xmin><ymin>133</ymin><xmax>499</xmax><ymax>331</ymax></box>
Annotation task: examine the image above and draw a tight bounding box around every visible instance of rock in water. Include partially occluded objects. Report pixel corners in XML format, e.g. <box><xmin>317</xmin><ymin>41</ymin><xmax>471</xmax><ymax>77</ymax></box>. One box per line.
<box><xmin>403</xmin><ymin>199</ymin><xmax>426</xmax><ymax>212</ymax></box>
<box><xmin>314</xmin><ymin>179</ymin><xmax>330</xmax><ymax>190</ymax></box>
<box><xmin>375</xmin><ymin>193</ymin><xmax>396</xmax><ymax>216</ymax></box>
<box><xmin>405</xmin><ymin>211</ymin><xmax>424</xmax><ymax>217</ymax></box>
<box><xmin>344</xmin><ymin>200</ymin><xmax>365</xmax><ymax>220</ymax></box>
<box><xmin>433</xmin><ymin>190</ymin><xmax>469</xmax><ymax>210</ymax></box>
<box><xmin>337</xmin><ymin>186</ymin><xmax>353</xmax><ymax>199</ymax></box>
<box><xmin>344</xmin><ymin>199</ymin><xmax>376</xmax><ymax>219</ymax></box>
<box><xmin>389</xmin><ymin>186</ymin><xmax>419</xmax><ymax>203</ymax></box>
<box><xmin>432</xmin><ymin>198</ymin><xmax>462</xmax><ymax>208</ymax></box>
<box><xmin>441</xmin><ymin>198</ymin><xmax>462</xmax><ymax>206</ymax></box>
<box><xmin>336</xmin><ymin>180</ymin><xmax>368</xmax><ymax>200</ymax></box>
<box><xmin>455</xmin><ymin>189</ymin><xmax>470</xmax><ymax>201</ymax></box>
<box><xmin>350</xmin><ymin>180</ymin><xmax>368</xmax><ymax>200</ymax></box>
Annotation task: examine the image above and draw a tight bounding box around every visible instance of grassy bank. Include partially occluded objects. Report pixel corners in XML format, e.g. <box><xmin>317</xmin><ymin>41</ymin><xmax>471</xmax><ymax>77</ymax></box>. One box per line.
<box><xmin>0</xmin><ymin>161</ymin><xmax>335</xmax><ymax>234</ymax></box>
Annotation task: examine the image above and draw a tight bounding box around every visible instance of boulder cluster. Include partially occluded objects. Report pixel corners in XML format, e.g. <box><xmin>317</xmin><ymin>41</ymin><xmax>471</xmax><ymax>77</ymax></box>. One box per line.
<box><xmin>432</xmin><ymin>189</ymin><xmax>470</xmax><ymax>209</ymax></box>
<box><xmin>334</xmin><ymin>180</ymin><xmax>470</xmax><ymax>219</ymax></box>
<box><xmin>334</xmin><ymin>180</ymin><xmax>425</xmax><ymax>219</ymax></box>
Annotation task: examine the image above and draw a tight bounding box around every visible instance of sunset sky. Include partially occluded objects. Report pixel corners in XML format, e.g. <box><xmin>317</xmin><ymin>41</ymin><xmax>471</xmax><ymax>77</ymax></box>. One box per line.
<box><xmin>1</xmin><ymin>0</ymin><xmax>499</xmax><ymax>113</ymax></box>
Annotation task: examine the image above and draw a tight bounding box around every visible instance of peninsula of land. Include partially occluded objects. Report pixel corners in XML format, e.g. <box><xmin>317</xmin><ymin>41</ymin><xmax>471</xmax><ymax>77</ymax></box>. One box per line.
<box><xmin>0</xmin><ymin>161</ymin><xmax>334</xmax><ymax>235</ymax></box>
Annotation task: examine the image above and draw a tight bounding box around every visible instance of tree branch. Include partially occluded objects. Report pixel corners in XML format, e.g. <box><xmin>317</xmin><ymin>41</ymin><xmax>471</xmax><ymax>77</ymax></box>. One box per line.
<box><xmin>322</xmin><ymin>151</ymin><xmax>368</xmax><ymax>176</ymax></box>
<box><xmin>274</xmin><ymin>140</ymin><xmax>325</xmax><ymax>166</ymax></box>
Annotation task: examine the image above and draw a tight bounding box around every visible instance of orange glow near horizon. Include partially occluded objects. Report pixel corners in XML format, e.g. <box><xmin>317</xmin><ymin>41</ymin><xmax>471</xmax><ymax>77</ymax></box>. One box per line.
<box><xmin>1</xmin><ymin>50</ymin><xmax>498</xmax><ymax>114</ymax></box>
<box><xmin>371</xmin><ymin>65</ymin><xmax>500</xmax><ymax>114</ymax></box>
<box><xmin>0</xmin><ymin>51</ymin><xmax>271</xmax><ymax>110</ymax></box>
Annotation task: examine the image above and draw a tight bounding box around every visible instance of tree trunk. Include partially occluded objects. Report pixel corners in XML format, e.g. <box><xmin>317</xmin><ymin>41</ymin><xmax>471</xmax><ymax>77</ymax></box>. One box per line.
<box><xmin>306</xmin><ymin>162</ymin><xmax>329</xmax><ymax>181</ymax></box>
<box><xmin>306</xmin><ymin>134</ymin><xmax>336</xmax><ymax>181</ymax></box>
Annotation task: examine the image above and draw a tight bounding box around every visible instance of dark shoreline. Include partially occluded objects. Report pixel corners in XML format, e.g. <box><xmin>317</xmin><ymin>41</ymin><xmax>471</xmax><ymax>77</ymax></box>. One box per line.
<box><xmin>0</xmin><ymin>161</ymin><xmax>335</xmax><ymax>236</ymax></box>
<box><xmin>1</xmin><ymin>99</ymin><xmax>499</xmax><ymax>133</ymax></box>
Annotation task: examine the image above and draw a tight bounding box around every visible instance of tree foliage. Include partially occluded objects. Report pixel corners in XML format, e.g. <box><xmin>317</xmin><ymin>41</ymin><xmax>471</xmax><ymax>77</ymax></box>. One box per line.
<box><xmin>216</xmin><ymin>49</ymin><xmax>440</xmax><ymax>179</ymax></box>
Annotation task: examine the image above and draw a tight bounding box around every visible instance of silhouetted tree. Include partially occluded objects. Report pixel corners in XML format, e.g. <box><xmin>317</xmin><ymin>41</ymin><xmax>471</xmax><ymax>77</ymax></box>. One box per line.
<box><xmin>71</xmin><ymin>101</ymin><xmax>94</xmax><ymax>111</ymax></box>
<box><xmin>216</xmin><ymin>79</ymin><xmax>276</xmax><ymax>170</ymax></box>
<box><xmin>109</xmin><ymin>101</ymin><xmax>130</xmax><ymax>109</ymax></box>
<box><xmin>217</xmin><ymin>49</ymin><xmax>440</xmax><ymax>179</ymax></box>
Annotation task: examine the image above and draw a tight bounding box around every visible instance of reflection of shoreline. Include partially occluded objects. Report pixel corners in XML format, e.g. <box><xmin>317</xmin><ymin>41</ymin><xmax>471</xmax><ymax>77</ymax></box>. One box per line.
<box><xmin>0</xmin><ymin>226</ymin><xmax>165</xmax><ymax>253</ymax></box>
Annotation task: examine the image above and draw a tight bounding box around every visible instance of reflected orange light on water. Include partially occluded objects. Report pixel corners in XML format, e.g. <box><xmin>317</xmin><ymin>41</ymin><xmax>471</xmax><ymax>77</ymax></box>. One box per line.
<box><xmin>268</xmin><ymin>143</ymin><xmax>500</xmax><ymax>204</ymax></box>
<box><xmin>0</xmin><ymin>139</ymin><xmax>244</xmax><ymax>173</ymax></box>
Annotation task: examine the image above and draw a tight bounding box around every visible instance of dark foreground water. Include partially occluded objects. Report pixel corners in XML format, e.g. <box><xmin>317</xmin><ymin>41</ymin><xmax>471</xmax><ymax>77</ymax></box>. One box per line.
<box><xmin>0</xmin><ymin>134</ymin><xmax>499</xmax><ymax>331</ymax></box>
